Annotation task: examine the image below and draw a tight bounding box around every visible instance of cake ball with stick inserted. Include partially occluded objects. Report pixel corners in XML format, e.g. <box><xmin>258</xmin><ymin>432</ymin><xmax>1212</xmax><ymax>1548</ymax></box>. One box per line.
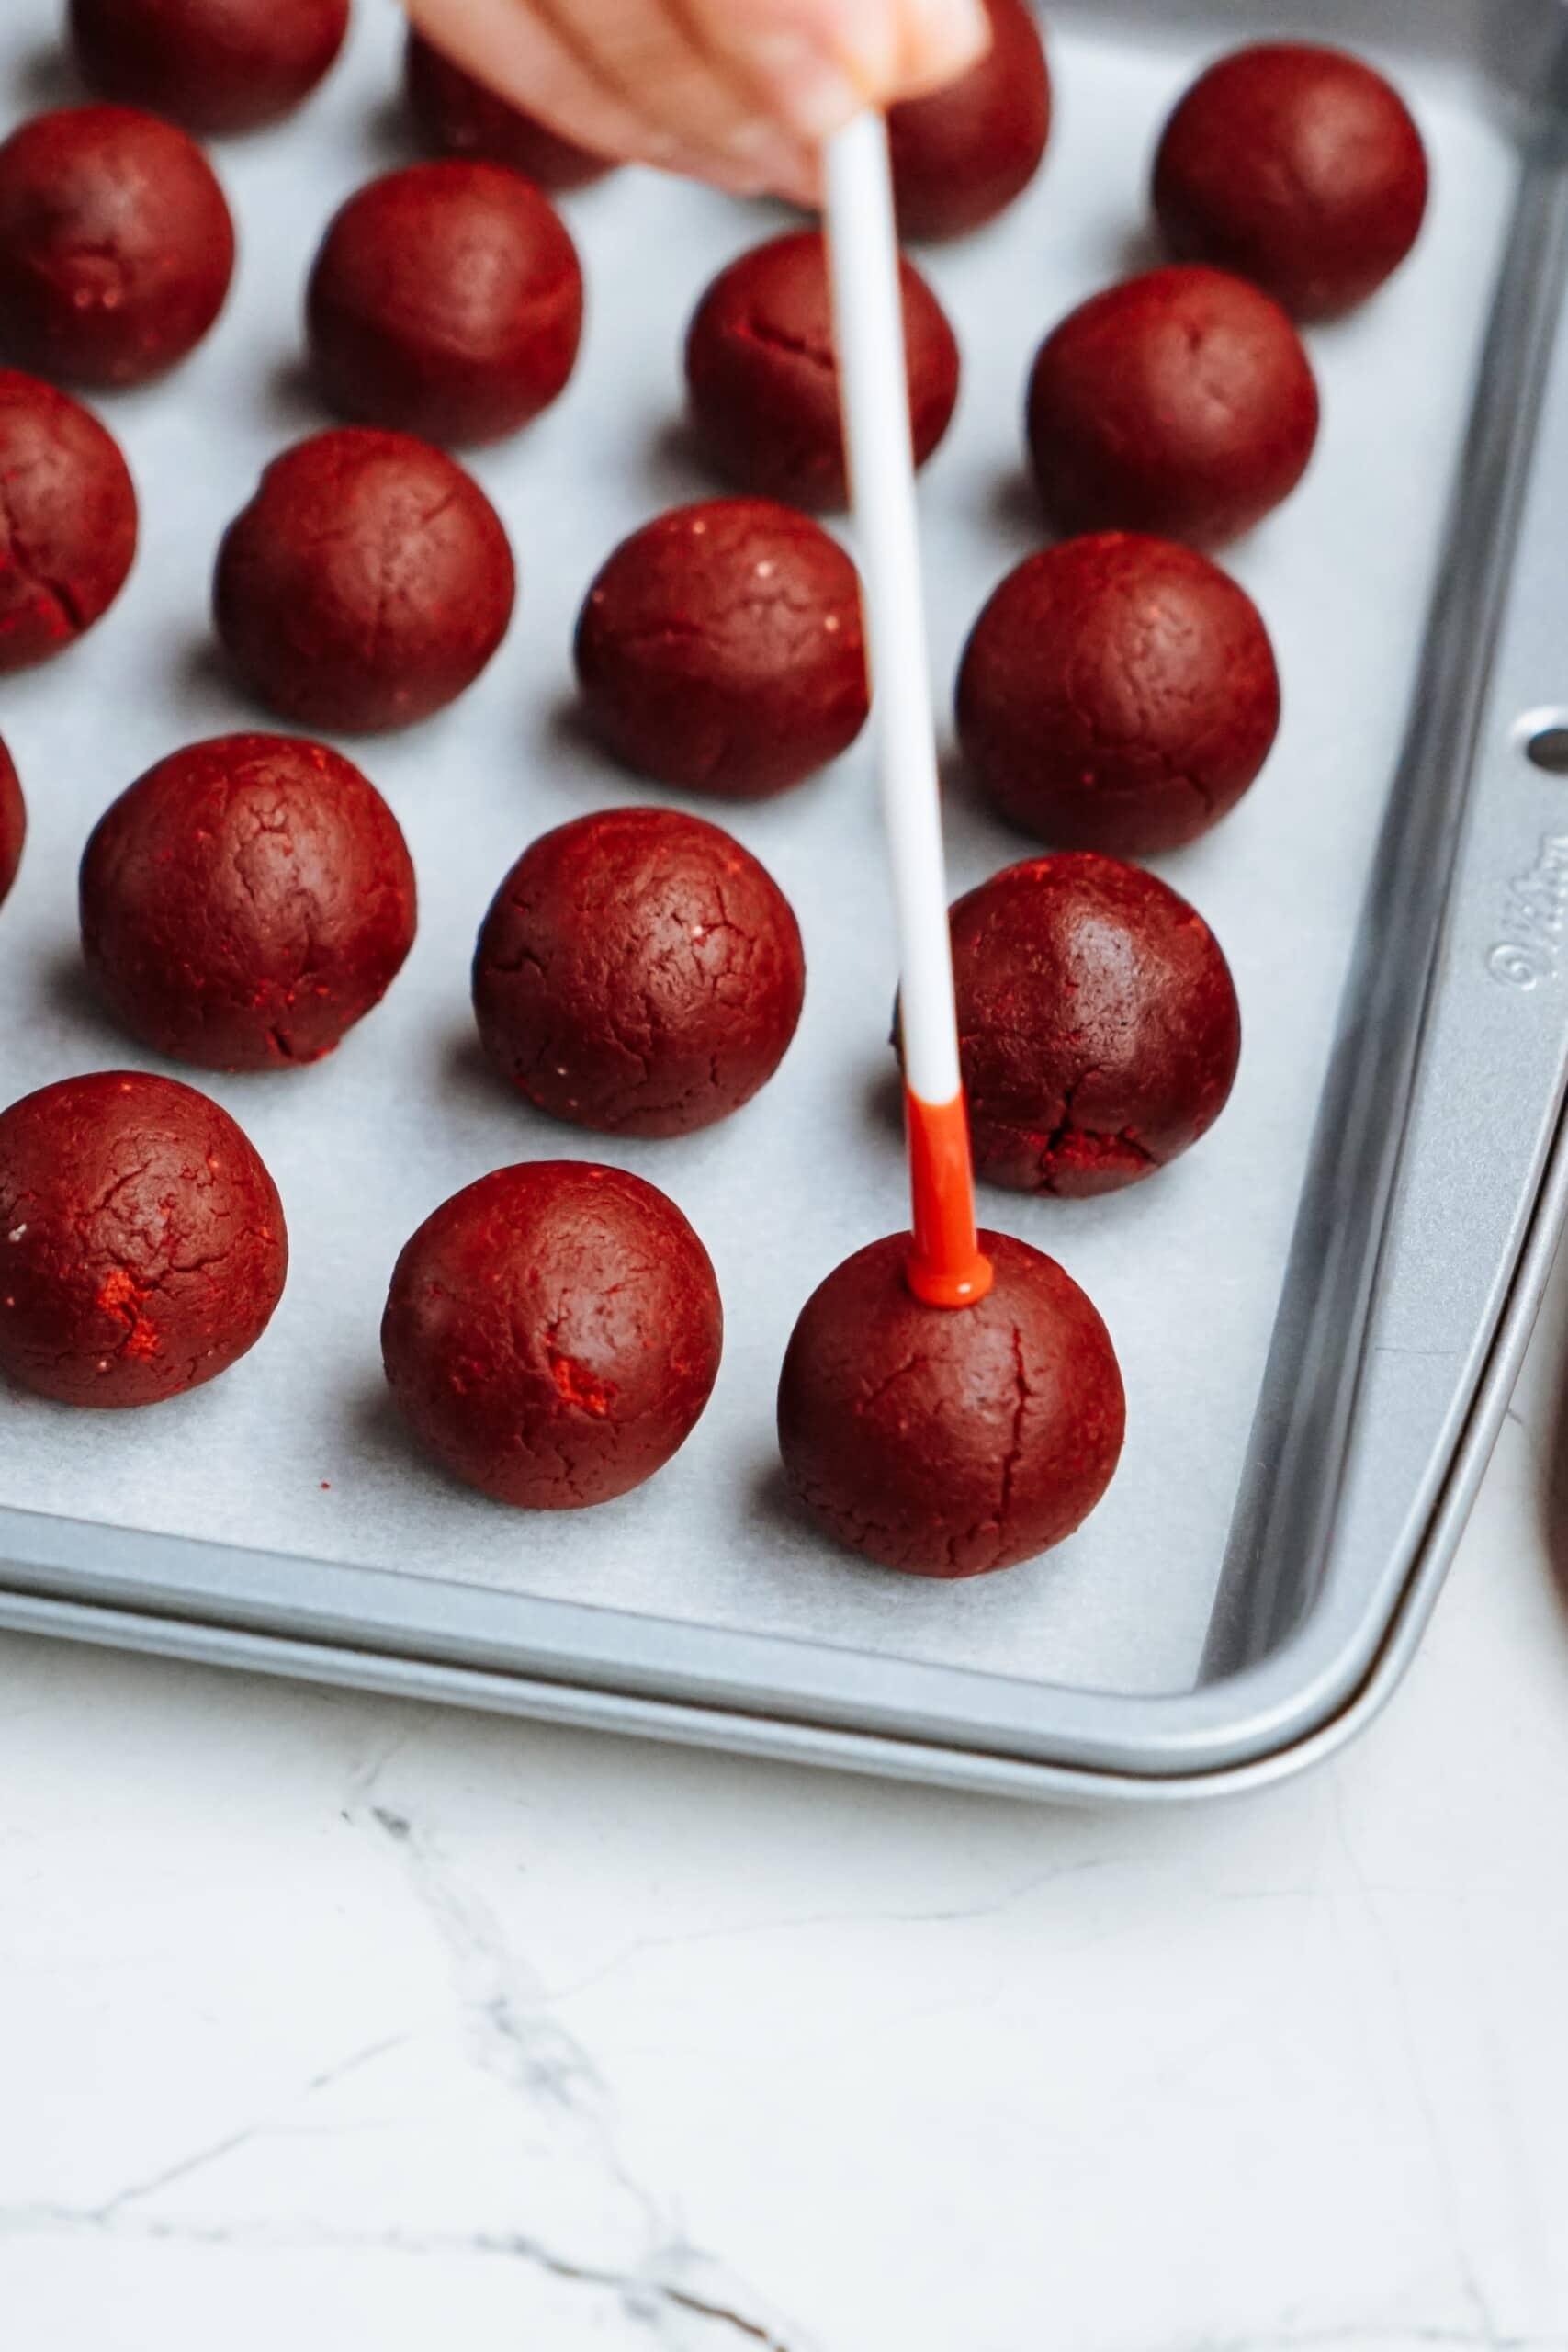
<box><xmin>779</xmin><ymin>1230</ymin><xmax>1125</xmax><ymax>1577</ymax></box>
<box><xmin>779</xmin><ymin>116</ymin><xmax>1125</xmax><ymax>1581</ymax></box>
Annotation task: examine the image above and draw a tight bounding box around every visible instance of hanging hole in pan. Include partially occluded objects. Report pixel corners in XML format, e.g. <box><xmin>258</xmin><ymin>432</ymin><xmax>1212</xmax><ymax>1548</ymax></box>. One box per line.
<box><xmin>1518</xmin><ymin>713</ymin><xmax>1568</xmax><ymax>773</ymax></box>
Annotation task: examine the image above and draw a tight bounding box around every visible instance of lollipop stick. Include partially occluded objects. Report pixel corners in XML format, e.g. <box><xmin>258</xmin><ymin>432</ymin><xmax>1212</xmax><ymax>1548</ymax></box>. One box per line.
<box><xmin>824</xmin><ymin>111</ymin><xmax>992</xmax><ymax>1309</ymax></box>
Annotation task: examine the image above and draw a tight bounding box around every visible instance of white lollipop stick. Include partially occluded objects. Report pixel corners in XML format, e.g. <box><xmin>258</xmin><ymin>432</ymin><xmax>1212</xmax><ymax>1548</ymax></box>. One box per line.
<box><xmin>824</xmin><ymin>111</ymin><xmax>990</xmax><ymax>1308</ymax></box>
<box><xmin>824</xmin><ymin>111</ymin><xmax>958</xmax><ymax>1108</ymax></box>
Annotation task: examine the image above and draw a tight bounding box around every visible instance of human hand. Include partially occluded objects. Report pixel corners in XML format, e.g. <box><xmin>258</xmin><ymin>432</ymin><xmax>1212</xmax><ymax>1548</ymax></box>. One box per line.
<box><xmin>402</xmin><ymin>0</ymin><xmax>992</xmax><ymax>203</ymax></box>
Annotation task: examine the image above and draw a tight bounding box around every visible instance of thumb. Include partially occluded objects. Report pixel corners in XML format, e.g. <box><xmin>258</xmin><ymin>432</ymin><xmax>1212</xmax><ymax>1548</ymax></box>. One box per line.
<box><xmin>705</xmin><ymin>1</ymin><xmax>990</xmax><ymax>141</ymax></box>
<box><xmin>884</xmin><ymin>0</ymin><xmax>994</xmax><ymax>100</ymax></box>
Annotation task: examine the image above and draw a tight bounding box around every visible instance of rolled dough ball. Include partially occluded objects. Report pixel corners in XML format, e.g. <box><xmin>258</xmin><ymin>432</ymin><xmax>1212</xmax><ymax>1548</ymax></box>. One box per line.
<box><xmin>382</xmin><ymin>1159</ymin><xmax>723</xmax><ymax>1509</ymax></box>
<box><xmin>473</xmin><ymin>806</ymin><xmax>806</xmax><ymax>1137</ymax></box>
<box><xmin>777</xmin><ymin>1230</ymin><xmax>1124</xmax><ymax>1577</ymax></box>
<box><xmin>685</xmin><ymin>229</ymin><xmax>960</xmax><ymax>510</ymax></box>
<box><xmin>404</xmin><ymin>31</ymin><xmax>615</xmax><ymax>190</ymax></box>
<box><xmin>307</xmin><ymin>161</ymin><xmax>583</xmax><ymax>447</ymax></box>
<box><xmin>80</xmin><ymin>732</ymin><xmax>417</xmax><ymax>1071</ymax></box>
<box><xmin>957</xmin><ymin>533</ymin><xmax>1280</xmax><ymax>853</ymax></box>
<box><xmin>0</xmin><ymin>369</ymin><xmax>138</xmax><ymax>673</ymax></box>
<box><xmin>948</xmin><ymin>851</ymin><xmax>1242</xmax><ymax>1197</ymax></box>
<box><xmin>213</xmin><ymin>427</ymin><xmax>516</xmax><ymax>732</ymax></box>
<box><xmin>69</xmin><ymin>0</ymin><xmax>350</xmax><ymax>136</ymax></box>
<box><xmin>1027</xmin><ymin>265</ymin><xmax>1319</xmax><ymax>546</ymax></box>
<box><xmin>0</xmin><ymin>106</ymin><xmax>234</xmax><ymax>386</ymax></box>
<box><xmin>887</xmin><ymin>0</ymin><xmax>1051</xmax><ymax>240</ymax></box>
<box><xmin>1154</xmin><ymin>42</ymin><xmax>1429</xmax><ymax>320</ymax></box>
<box><xmin>0</xmin><ymin>1069</ymin><xmax>288</xmax><ymax>1407</ymax></box>
<box><xmin>575</xmin><ymin>498</ymin><xmax>869</xmax><ymax>797</ymax></box>
<box><xmin>0</xmin><ymin>739</ymin><xmax>24</xmax><ymax>910</ymax></box>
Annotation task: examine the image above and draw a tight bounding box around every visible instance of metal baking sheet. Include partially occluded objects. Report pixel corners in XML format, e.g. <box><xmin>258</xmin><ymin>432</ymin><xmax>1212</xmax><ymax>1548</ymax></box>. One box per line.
<box><xmin>1</xmin><ymin>0</ymin><xmax>1565</xmax><ymax>1795</ymax></box>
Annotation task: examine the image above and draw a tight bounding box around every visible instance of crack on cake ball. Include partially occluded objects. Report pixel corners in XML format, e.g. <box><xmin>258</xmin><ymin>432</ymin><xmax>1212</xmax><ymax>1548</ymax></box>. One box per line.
<box><xmin>0</xmin><ymin>1071</ymin><xmax>288</xmax><ymax>1408</ymax></box>
<box><xmin>381</xmin><ymin>1161</ymin><xmax>723</xmax><ymax>1510</ymax></box>
<box><xmin>473</xmin><ymin>807</ymin><xmax>806</xmax><ymax>1138</ymax></box>
<box><xmin>213</xmin><ymin>428</ymin><xmax>515</xmax><ymax>732</ymax></box>
<box><xmin>685</xmin><ymin>231</ymin><xmax>960</xmax><ymax>511</ymax></box>
<box><xmin>80</xmin><ymin>732</ymin><xmax>417</xmax><ymax>1070</ymax></box>
<box><xmin>778</xmin><ymin>1231</ymin><xmax>1125</xmax><ymax>1577</ymax></box>
<box><xmin>957</xmin><ymin>533</ymin><xmax>1280</xmax><ymax>854</ymax></box>
<box><xmin>945</xmin><ymin>851</ymin><xmax>1243</xmax><ymax>1198</ymax></box>
<box><xmin>0</xmin><ymin>369</ymin><xmax>138</xmax><ymax>670</ymax></box>
<box><xmin>574</xmin><ymin>498</ymin><xmax>869</xmax><ymax>797</ymax></box>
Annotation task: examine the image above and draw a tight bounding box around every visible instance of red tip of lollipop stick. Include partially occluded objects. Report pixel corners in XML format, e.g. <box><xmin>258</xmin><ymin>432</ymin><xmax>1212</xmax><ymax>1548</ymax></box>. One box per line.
<box><xmin>904</xmin><ymin>1088</ymin><xmax>994</xmax><ymax>1307</ymax></box>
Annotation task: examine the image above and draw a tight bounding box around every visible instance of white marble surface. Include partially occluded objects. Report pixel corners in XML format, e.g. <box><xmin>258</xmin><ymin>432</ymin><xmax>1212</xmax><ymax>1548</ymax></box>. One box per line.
<box><xmin>2</xmin><ymin>1255</ymin><xmax>1568</xmax><ymax>2351</ymax></box>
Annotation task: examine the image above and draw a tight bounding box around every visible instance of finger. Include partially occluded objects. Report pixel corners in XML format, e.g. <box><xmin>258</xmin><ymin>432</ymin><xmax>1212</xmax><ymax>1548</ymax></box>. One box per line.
<box><xmin>686</xmin><ymin>0</ymin><xmax>892</xmax><ymax>137</ymax></box>
<box><xmin>528</xmin><ymin>0</ymin><xmax>817</xmax><ymax>201</ymax></box>
<box><xmin>684</xmin><ymin>0</ymin><xmax>990</xmax><ymax>143</ymax></box>
<box><xmin>402</xmin><ymin>0</ymin><xmax>768</xmax><ymax>190</ymax></box>
<box><xmin>891</xmin><ymin>0</ymin><xmax>993</xmax><ymax>99</ymax></box>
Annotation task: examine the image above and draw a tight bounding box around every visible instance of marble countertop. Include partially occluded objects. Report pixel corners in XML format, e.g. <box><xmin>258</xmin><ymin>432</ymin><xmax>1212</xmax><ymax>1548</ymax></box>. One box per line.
<box><xmin>4</xmin><ymin>1251</ymin><xmax>1568</xmax><ymax>2352</ymax></box>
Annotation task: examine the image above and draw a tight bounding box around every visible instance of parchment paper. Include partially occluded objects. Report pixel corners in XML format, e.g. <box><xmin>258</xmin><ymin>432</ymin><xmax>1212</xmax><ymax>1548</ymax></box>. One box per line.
<box><xmin>0</xmin><ymin>0</ymin><xmax>1518</xmax><ymax>1696</ymax></box>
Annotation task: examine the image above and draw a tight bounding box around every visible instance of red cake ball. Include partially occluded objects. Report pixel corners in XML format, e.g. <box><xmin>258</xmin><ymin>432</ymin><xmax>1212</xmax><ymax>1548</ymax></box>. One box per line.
<box><xmin>778</xmin><ymin>1231</ymin><xmax>1124</xmax><ymax>1577</ymax></box>
<box><xmin>1154</xmin><ymin>43</ymin><xmax>1429</xmax><ymax>320</ymax></box>
<box><xmin>214</xmin><ymin>428</ymin><xmax>516</xmax><ymax>732</ymax></box>
<box><xmin>685</xmin><ymin>230</ymin><xmax>960</xmax><ymax>510</ymax></box>
<box><xmin>887</xmin><ymin>0</ymin><xmax>1051</xmax><ymax>240</ymax></box>
<box><xmin>404</xmin><ymin>30</ymin><xmax>615</xmax><ymax>189</ymax></box>
<box><xmin>957</xmin><ymin>534</ymin><xmax>1280</xmax><ymax>854</ymax></box>
<box><xmin>0</xmin><ymin>1070</ymin><xmax>287</xmax><ymax>1408</ymax></box>
<box><xmin>0</xmin><ymin>370</ymin><xmax>138</xmax><ymax>673</ymax></box>
<box><xmin>80</xmin><ymin>733</ymin><xmax>417</xmax><ymax>1072</ymax></box>
<box><xmin>0</xmin><ymin>739</ymin><xmax>24</xmax><ymax>910</ymax></box>
<box><xmin>69</xmin><ymin>0</ymin><xmax>350</xmax><ymax>136</ymax></box>
<box><xmin>0</xmin><ymin>107</ymin><xmax>234</xmax><ymax>387</ymax></box>
<box><xmin>1027</xmin><ymin>266</ymin><xmax>1319</xmax><ymax>546</ymax></box>
<box><xmin>382</xmin><ymin>1160</ymin><xmax>723</xmax><ymax>1509</ymax></box>
<box><xmin>307</xmin><ymin>162</ymin><xmax>583</xmax><ymax>447</ymax></box>
<box><xmin>947</xmin><ymin>853</ymin><xmax>1242</xmax><ymax>1197</ymax></box>
<box><xmin>575</xmin><ymin>499</ymin><xmax>869</xmax><ymax>798</ymax></box>
<box><xmin>473</xmin><ymin>807</ymin><xmax>805</xmax><ymax>1138</ymax></box>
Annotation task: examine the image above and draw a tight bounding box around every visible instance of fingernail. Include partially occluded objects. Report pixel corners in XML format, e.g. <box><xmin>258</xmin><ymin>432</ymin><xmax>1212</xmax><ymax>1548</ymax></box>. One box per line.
<box><xmin>904</xmin><ymin>0</ymin><xmax>991</xmax><ymax>82</ymax></box>
<box><xmin>751</xmin><ymin>30</ymin><xmax>868</xmax><ymax>143</ymax></box>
